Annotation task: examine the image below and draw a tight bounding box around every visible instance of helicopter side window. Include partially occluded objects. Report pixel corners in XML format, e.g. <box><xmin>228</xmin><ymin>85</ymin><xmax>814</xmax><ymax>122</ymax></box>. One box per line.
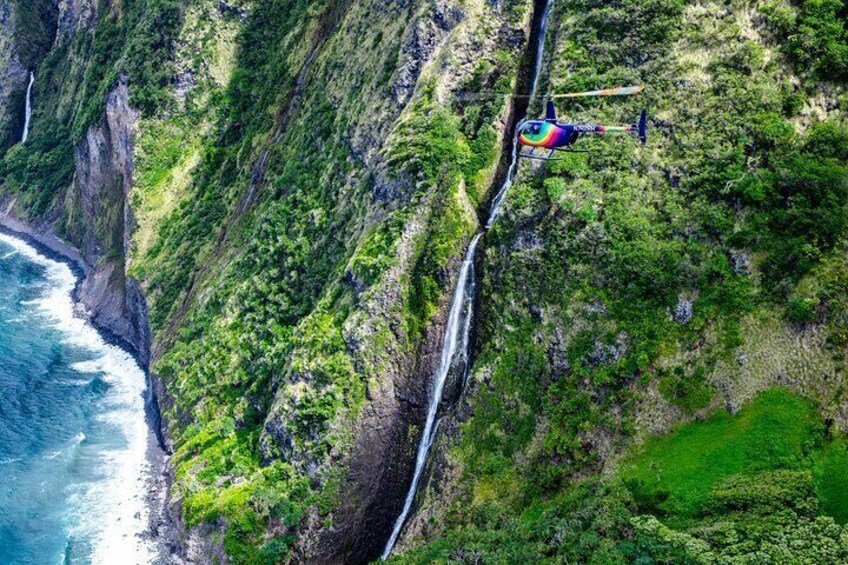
<box><xmin>525</xmin><ymin>123</ymin><xmax>542</xmax><ymax>135</ymax></box>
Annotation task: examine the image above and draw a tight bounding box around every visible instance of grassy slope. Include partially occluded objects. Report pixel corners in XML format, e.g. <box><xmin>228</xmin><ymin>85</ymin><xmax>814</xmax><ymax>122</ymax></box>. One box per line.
<box><xmin>620</xmin><ymin>388</ymin><xmax>824</xmax><ymax>521</ymax></box>
<box><xmin>395</xmin><ymin>388</ymin><xmax>848</xmax><ymax>563</ymax></box>
<box><xmin>394</xmin><ymin>0</ymin><xmax>848</xmax><ymax>562</ymax></box>
<box><xmin>814</xmin><ymin>437</ymin><xmax>848</xmax><ymax>524</ymax></box>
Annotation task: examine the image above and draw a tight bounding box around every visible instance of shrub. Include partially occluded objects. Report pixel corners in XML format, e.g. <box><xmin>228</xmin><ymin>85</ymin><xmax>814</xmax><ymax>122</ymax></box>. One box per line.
<box><xmin>763</xmin><ymin>0</ymin><xmax>848</xmax><ymax>80</ymax></box>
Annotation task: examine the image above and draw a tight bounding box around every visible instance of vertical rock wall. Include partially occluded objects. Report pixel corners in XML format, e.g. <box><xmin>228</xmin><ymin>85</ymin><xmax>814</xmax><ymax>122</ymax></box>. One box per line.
<box><xmin>0</xmin><ymin>1</ymin><xmax>31</xmax><ymax>148</ymax></box>
<box><xmin>64</xmin><ymin>79</ymin><xmax>151</xmax><ymax>365</ymax></box>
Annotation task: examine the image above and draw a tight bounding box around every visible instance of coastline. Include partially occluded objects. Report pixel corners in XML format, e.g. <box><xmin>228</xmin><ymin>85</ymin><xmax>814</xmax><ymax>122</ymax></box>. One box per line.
<box><xmin>0</xmin><ymin>215</ymin><xmax>170</xmax><ymax>563</ymax></box>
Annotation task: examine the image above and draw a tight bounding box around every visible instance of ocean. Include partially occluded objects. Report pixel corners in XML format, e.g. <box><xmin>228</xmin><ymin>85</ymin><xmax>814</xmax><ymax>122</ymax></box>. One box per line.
<box><xmin>0</xmin><ymin>233</ymin><xmax>156</xmax><ymax>564</ymax></box>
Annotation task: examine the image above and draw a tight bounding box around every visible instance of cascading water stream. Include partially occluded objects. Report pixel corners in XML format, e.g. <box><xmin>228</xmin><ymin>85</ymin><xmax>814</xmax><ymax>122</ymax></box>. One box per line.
<box><xmin>382</xmin><ymin>0</ymin><xmax>554</xmax><ymax>558</ymax></box>
<box><xmin>21</xmin><ymin>72</ymin><xmax>34</xmax><ymax>144</ymax></box>
<box><xmin>381</xmin><ymin>234</ymin><xmax>481</xmax><ymax>558</ymax></box>
<box><xmin>487</xmin><ymin>0</ymin><xmax>553</xmax><ymax>228</ymax></box>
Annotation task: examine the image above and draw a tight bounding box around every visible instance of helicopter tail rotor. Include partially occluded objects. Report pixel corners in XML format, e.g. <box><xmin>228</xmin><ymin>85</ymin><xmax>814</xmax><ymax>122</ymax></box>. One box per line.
<box><xmin>637</xmin><ymin>109</ymin><xmax>648</xmax><ymax>145</ymax></box>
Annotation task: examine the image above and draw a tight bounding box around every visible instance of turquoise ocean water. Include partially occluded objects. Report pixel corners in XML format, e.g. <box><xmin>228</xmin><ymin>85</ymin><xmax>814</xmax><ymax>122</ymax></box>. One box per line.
<box><xmin>0</xmin><ymin>233</ymin><xmax>155</xmax><ymax>564</ymax></box>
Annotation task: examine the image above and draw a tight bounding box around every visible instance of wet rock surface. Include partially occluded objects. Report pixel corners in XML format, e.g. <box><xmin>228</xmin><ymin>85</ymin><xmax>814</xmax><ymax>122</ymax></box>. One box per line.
<box><xmin>673</xmin><ymin>296</ymin><xmax>694</xmax><ymax>324</ymax></box>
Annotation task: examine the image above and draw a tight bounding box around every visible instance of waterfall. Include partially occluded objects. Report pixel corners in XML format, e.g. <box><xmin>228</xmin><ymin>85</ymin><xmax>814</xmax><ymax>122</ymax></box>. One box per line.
<box><xmin>382</xmin><ymin>0</ymin><xmax>554</xmax><ymax>558</ymax></box>
<box><xmin>381</xmin><ymin>234</ymin><xmax>481</xmax><ymax>559</ymax></box>
<box><xmin>487</xmin><ymin>0</ymin><xmax>554</xmax><ymax>228</ymax></box>
<box><xmin>21</xmin><ymin>72</ymin><xmax>34</xmax><ymax>144</ymax></box>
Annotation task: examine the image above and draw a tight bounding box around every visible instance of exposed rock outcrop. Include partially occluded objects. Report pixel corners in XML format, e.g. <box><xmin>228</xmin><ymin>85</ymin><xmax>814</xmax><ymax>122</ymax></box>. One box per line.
<box><xmin>0</xmin><ymin>1</ymin><xmax>30</xmax><ymax>147</ymax></box>
<box><xmin>392</xmin><ymin>1</ymin><xmax>465</xmax><ymax>105</ymax></box>
<box><xmin>56</xmin><ymin>0</ymin><xmax>98</xmax><ymax>36</ymax></box>
<box><xmin>63</xmin><ymin>79</ymin><xmax>151</xmax><ymax>365</ymax></box>
<box><xmin>673</xmin><ymin>296</ymin><xmax>694</xmax><ymax>324</ymax></box>
<box><xmin>0</xmin><ymin>1</ymin><xmax>546</xmax><ymax>562</ymax></box>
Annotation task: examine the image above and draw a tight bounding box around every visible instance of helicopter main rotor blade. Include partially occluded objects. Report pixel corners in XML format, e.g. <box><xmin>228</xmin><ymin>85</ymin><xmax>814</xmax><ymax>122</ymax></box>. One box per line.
<box><xmin>456</xmin><ymin>85</ymin><xmax>645</xmax><ymax>101</ymax></box>
<box><xmin>548</xmin><ymin>85</ymin><xmax>645</xmax><ymax>98</ymax></box>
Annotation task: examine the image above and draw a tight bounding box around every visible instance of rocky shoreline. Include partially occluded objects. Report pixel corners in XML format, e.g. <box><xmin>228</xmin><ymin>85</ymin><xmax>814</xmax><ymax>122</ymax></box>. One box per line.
<box><xmin>0</xmin><ymin>212</ymin><xmax>174</xmax><ymax>564</ymax></box>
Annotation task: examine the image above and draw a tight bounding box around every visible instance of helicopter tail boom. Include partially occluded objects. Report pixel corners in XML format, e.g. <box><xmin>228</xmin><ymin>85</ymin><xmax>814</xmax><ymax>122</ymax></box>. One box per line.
<box><xmin>572</xmin><ymin>124</ymin><xmax>634</xmax><ymax>134</ymax></box>
<box><xmin>570</xmin><ymin>110</ymin><xmax>648</xmax><ymax>143</ymax></box>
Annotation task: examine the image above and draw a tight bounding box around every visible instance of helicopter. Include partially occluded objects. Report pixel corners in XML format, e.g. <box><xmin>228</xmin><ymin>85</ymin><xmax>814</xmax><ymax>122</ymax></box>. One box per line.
<box><xmin>517</xmin><ymin>85</ymin><xmax>648</xmax><ymax>161</ymax></box>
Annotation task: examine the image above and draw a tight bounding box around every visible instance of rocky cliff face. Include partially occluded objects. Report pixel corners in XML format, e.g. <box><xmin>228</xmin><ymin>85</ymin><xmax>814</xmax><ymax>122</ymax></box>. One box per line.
<box><xmin>64</xmin><ymin>79</ymin><xmax>151</xmax><ymax>364</ymax></box>
<box><xmin>0</xmin><ymin>1</ymin><xmax>31</xmax><ymax>149</ymax></box>
<box><xmin>0</xmin><ymin>1</ymin><xmax>149</xmax><ymax>364</ymax></box>
<box><xmin>0</xmin><ymin>0</ymin><xmax>542</xmax><ymax>562</ymax></box>
<box><xmin>56</xmin><ymin>0</ymin><xmax>97</xmax><ymax>36</ymax></box>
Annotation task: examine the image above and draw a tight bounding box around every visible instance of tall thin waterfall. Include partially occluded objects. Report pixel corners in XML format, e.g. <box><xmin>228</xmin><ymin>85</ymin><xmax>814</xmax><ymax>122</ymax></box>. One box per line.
<box><xmin>21</xmin><ymin>72</ymin><xmax>34</xmax><ymax>144</ymax></box>
<box><xmin>382</xmin><ymin>0</ymin><xmax>554</xmax><ymax>558</ymax></box>
<box><xmin>381</xmin><ymin>234</ymin><xmax>481</xmax><ymax>559</ymax></box>
<box><xmin>487</xmin><ymin>0</ymin><xmax>553</xmax><ymax>228</ymax></box>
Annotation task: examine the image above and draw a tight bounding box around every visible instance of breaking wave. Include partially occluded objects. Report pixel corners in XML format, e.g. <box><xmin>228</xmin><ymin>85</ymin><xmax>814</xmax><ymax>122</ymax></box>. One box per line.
<box><xmin>0</xmin><ymin>233</ymin><xmax>155</xmax><ymax>563</ymax></box>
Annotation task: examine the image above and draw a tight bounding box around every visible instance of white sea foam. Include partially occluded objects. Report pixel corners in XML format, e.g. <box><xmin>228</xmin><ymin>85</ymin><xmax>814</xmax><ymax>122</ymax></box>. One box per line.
<box><xmin>54</xmin><ymin>379</ymin><xmax>94</xmax><ymax>387</ymax></box>
<box><xmin>0</xmin><ymin>233</ymin><xmax>155</xmax><ymax>564</ymax></box>
<box><xmin>70</xmin><ymin>360</ymin><xmax>102</xmax><ymax>373</ymax></box>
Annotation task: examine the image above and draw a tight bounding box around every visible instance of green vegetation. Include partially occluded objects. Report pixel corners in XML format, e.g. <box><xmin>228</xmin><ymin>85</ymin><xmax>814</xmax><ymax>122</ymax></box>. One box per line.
<box><xmin>726</xmin><ymin>119</ymin><xmax>848</xmax><ymax>295</ymax></box>
<box><xmin>10</xmin><ymin>0</ymin><xmax>57</xmax><ymax>68</ymax></box>
<box><xmin>2</xmin><ymin>0</ymin><xmax>846</xmax><ymax>561</ymax></box>
<box><xmin>621</xmin><ymin>389</ymin><xmax>825</xmax><ymax>520</ymax></box>
<box><xmin>0</xmin><ymin>0</ymin><xmax>184</xmax><ymax>216</ymax></box>
<box><xmin>632</xmin><ymin>470</ymin><xmax>848</xmax><ymax>563</ymax></box>
<box><xmin>390</xmin><ymin>481</ymin><xmax>642</xmax><ymax>564</ymax></box>
<box><xmin>138</xmin><ymin>0</ymin><xmax>328</xmax><ymax>333</ymax></box>
<box><xmin>658</xmin><ymin>365</ymin><xmax>713</xmax><ymax>414</ymax></box>
<box><xmin>814</xmin><ymin>437</ymin><xmax>848</xmax><ymax>524</ymax></box>
<box><xmin>133</xmin><ymin>2</ymin><xmax>523</xmax><ymax>561</ymax></box>
<box><xmin>390</xmin><ymin>97</ymin><xmax>478</xmax><ymax>340</ymax></box>
<box><xmin>397</xmin><ymin>0</ymin><xmax>848</xmax><ymax>562</ymax></box>
<box><xmin>619</xmin><ymin>394</ymin><xmax>848</xmax><ymax>563</ymax></box>
<box><xmin>763</xmin><ymin>0</ymin><xmax>848</xmax><ymax>80</ymax></box>
<box><xmin>397</xmin><ymin>390</ymin><xmax>848</xmax><ymax>564</ymax></box>
<box><xmin>69</xmin><ymin>0</ymin><xmax>182</xmax><ymax>132</ymax></box>
<box><xmin>3</xmin><ymin>0</ymin><xmax>495</xmax><ymax>559</ymax></box>
<box><xmin>0</xmin><ymin>122</ymin><xmax>74</xmax><ymax>214</ymax></box>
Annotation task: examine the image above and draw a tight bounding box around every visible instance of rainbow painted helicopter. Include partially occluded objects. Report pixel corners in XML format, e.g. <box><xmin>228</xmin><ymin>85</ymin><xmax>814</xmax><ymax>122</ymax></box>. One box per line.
<box><xmin>517</xmin><ymin>85</ymin><xmax>648</xmax><ymax>161</ymax></box>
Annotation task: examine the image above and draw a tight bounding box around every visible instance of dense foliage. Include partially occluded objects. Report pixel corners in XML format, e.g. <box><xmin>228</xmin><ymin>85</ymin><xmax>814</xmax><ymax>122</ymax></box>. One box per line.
<box><xmin>395</xmin><ymin>0</ymin><xmax>848</xmax><ymax>562</ymax></box>
<box><xmin>396</xmin><ymin>391</ymin><xmax>848</xmax><ymax>564</ymax></box>
<box><xmin>763</xmin><ymin>0</ymin><xmax>848</xmax><ymax>80</ymax></box>
<box><xmin>1</xmin><ymin>0</ymin><xmax>847</xmax><ymax>562</ymax></box>
<box><xmin>9</xmin><ymin>0</ymin><xmax>56</xmax><ymax>63</ymax></box>
<box><xmin>135</xmin><ymin>1</ymin><xmax>523</xmax><ymax>561</ymax></box>
<box><xmin>0</xmin><ymin>0</ymin><xmax>182</xmax><ymax>215</ymax></box>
